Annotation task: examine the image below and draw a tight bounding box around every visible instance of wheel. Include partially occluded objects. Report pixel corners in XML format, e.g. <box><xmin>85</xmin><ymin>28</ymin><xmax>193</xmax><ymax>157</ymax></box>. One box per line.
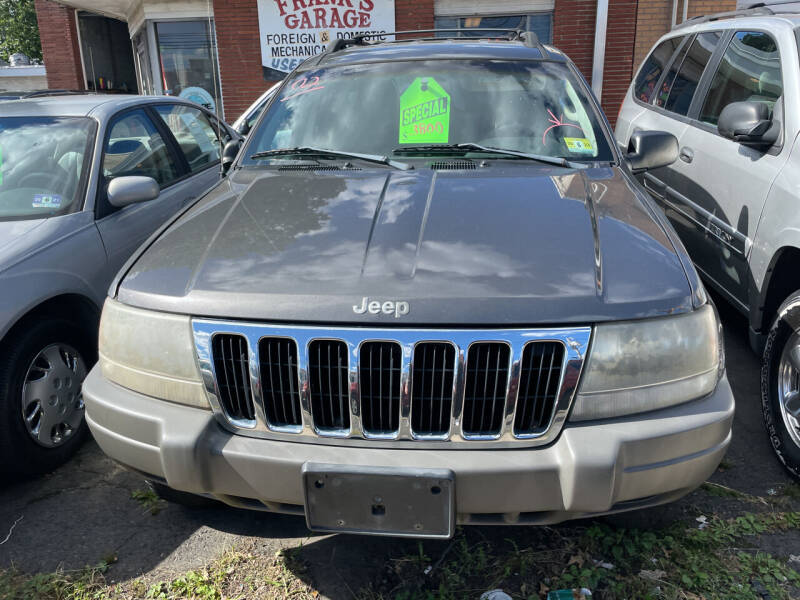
<box><xmin>0</xmin><ymin>319</ymin><xmax>94</xmax><ymax>478</ymax></box>
<box><xmin>762</xmin><ymin>290</ymin><xmax>800</xmax><ymax>480</ymax></box>
<box><xmin>147</xmin><ymin>480</ymin><xmax>219</xmax><ymax>509</ymax></box>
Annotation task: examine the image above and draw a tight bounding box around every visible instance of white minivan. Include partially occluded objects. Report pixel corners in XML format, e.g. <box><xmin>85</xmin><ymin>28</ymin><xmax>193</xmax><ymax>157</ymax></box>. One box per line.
<box><xmin>616</xmin><ymin>6</ymin><xmax>800</xmax><ymax>479</ymax></box>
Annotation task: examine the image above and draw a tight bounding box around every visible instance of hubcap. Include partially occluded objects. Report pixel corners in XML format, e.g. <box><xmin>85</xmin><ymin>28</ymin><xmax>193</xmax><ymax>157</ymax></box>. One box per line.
<box><xmin>20</xmin><ymin>344</ymin><xmax>87</xmax><ymax>448</ymax></box>
<box><xmin>777</xmin><ymin>331</ymin><xmax>800</xmax><ymax>450</ymax></box>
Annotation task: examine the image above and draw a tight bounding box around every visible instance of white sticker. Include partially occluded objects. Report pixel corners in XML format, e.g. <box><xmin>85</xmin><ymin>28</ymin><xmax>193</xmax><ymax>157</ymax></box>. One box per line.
<box><xmin>32</xmin><ymin>194</ymin><xmax>62</xmax><ymax>209</ymax></box>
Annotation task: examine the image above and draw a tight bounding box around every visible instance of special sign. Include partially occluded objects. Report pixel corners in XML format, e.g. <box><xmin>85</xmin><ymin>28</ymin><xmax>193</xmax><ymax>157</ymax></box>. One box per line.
<box><xmin>257</xmin><ymin>0</ymin><xmax>395</xmax><ymax>79</ymax></box>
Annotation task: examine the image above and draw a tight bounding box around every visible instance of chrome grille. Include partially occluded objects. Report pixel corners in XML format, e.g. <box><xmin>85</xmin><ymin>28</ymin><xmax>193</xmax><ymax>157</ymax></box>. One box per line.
<box><xmin>259</xmin><ymin>338</ymin><xmax>302</xmax><ymax>428</ymax></box>
<box><xmin>514</xmin><ymin>342</ymin><xmax>565</xmax><ymax>436</ymax></box>
<box><xmin>194</xmin><ymin>322</ymin><xmax>591</xmax><ymax>448</ymax></box>
<box><xmin>211</xmin><ymin>334</ymin><xmax>256</xmax><ymax>423</ymax></box>
<box><xmin>411</xmin><ymin>343</ymin><xmax>456</xmax><ymax>437</ymax></box>
<box><xmin>359</xmin><ymin>342</ymin><xmax>402</xmax><ymax>436</ymax></box>
<box><xmin>309</xmin><ymin>340</ymin><xmax>350</xmax><ymax>432</ymax></box>
<box><xmin>462</xmin><ymin>343</ymin><xmax>511</xmax><ymax>436</ymax></box>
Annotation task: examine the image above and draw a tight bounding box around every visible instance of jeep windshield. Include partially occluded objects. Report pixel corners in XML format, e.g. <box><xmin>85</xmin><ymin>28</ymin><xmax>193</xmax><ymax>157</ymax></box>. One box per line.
<box><xmin>0</xmin><ymin>117</ymin><xmax>95</xmax><ymax>221</ymax></box>
<box><xmin>243</xmin><ymin>59</ymin><xmax>615</xmax><ymax>166</ymax></box>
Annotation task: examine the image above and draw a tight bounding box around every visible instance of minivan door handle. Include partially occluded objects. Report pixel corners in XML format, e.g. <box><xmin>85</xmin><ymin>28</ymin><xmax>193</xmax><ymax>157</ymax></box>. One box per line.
<box><xmin>679</xmin><ymin>147</ymin><xmax>694</xmax><ymax>163</ymax></box>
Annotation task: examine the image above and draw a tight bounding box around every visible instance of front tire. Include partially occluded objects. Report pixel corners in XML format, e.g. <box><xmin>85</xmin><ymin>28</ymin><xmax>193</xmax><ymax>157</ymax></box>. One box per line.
<box><xmin>0</xmin><ymin>319</ymin><xmax>94</xmax><ymax>478</ymax></box>
<box><xmin>762</xmin><ymin>291</ymin><xmax>800</xmax><ymax>480</ymax></box>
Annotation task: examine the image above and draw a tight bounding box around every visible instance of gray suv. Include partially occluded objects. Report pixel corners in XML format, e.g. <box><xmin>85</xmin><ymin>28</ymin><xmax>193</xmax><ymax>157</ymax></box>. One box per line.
<box><xmin>616</xmin><ymin>6</ymin><xmax>800</xmax><ymax>479</ymax></box>
<box><xmin>0</xmin><ymin>95</ymin><xmax>235</xmax><ymax>477</ymax></box>
<box><xmin>83</xmin><ymin>33</ymin><xmax>733</xmax><ymax>538</ymax></box>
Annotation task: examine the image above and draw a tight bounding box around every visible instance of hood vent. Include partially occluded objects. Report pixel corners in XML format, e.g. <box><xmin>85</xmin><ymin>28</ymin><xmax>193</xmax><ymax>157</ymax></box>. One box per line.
<box><xmin>277</xmin><ymin>164</ymin><xmax>361</xmax><ymax>172</ymax></box>
<box><xmin>431</xmin><ymin>160</ymin><xmax>477</xmax><ymax>171</ymax></box>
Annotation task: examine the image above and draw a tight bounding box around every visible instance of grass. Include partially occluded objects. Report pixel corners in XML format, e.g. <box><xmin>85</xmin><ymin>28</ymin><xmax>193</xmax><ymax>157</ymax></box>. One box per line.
<box><xmin>130</xmin><ymin>488</ymin><xmax>167</xmax><ymax>516</ymax></box>
<box><xmin>1</xmin><ymin>511</ymin><xmax>798</xmax><ymax>600</ymax></box>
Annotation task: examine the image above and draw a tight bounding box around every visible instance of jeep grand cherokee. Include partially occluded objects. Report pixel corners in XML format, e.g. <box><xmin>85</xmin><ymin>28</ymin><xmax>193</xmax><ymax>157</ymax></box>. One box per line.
<box><xmin>83</xmin><ymin>32</ymin><xmax>734</xmax><ymax>538</ymax></box>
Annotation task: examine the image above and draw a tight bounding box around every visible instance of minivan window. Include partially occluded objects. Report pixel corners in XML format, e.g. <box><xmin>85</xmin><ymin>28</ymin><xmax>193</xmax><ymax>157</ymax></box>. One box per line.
<box><xmin>699</xmin><ymin>31</ymin><xmax>782</xmax><ymax>125</ymax></box>
<box><xmin>245</xmin><ymin>60</ymin><xmax>615</xmax><ymax>164</ymax></box>
<box><xmin>655</xmin><ymin>42</ymin><xmax>690</xmax><ymax>108</ymax></box>
<box><xmin>634</xmin><ymin>36</ymin><xmax>685</xmax><ymax>103</ymax></box>
<box><xmin>663</xmin><ymin>32</ymin><xmax>722</xmax><ymax>115</ymax></box>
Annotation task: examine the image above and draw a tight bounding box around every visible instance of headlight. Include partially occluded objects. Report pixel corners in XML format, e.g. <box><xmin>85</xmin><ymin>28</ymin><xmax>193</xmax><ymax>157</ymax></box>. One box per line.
<box><xmin>98</xmin><ymin>298</ymin><xmax>209</xmax><ymax>408</ymax></box>
<box><xmin>570</xmin><ymin>304</ymin><xmax>721</xmax><ymax>421</ymax></box>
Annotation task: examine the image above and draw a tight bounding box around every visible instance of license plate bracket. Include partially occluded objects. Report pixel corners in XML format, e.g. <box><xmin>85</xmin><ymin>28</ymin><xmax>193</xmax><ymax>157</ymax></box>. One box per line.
<box><xmin>302</xmin><ymin>463</ymin><xmax>455</xmax><ymax>538</ymax></box>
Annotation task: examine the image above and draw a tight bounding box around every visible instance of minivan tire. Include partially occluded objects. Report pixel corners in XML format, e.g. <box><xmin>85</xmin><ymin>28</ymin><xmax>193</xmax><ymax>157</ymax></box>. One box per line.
<box><xmin>0</xmin><ymin>319</ymin><xmax>94</xmax><ymax>478</ymax></box>
<box><xmin>762</xmin><ymin>290</ymin><xmax>800</xmax><ymax>480</ymax></box>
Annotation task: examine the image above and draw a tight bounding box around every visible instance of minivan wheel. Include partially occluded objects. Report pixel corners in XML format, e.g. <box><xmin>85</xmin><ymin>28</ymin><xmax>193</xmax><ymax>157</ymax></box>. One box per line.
<box><xmin>0</xmin><ymin>319</ymin><xmax>94</xmax><ymax>478</ymax></box>
<box><xmin>762</xmin><ymin>291</ymin><xmax>800</xmax><ymax>480</ymax></box>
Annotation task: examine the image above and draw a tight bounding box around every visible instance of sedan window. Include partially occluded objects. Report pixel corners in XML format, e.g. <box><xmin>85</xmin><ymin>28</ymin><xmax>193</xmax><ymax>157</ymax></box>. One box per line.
<box><xmin>154</xmin><ymin>104</ymin><xmax>223</xmax><ymax>172</ymax></box>
<box><xmin>0</xmin><ymin>117</ymin><xmax>95</xmax><ymax>221</ymax></box>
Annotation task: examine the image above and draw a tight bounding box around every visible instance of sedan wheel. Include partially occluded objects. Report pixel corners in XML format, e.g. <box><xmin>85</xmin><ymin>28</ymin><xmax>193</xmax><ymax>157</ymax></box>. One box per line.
<box><xmin>21</xmin><ymin>344</ymin><xmax>87</xmax><ymax>448</ymax></box>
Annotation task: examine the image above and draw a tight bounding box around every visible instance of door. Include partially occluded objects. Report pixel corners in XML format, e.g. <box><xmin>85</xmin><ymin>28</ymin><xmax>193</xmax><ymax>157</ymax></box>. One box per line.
<box><xmin>94</xmin><ymin>107</ymin><xmax>189</xmax><ymax>280</ymax></box>
<box><xmin>672</xmin><ymin>30</ymin><xmax>788</xmax><ymax>308</ymax></box>
<box><xmin>636</xmin><ymin>31</ymin><xmax>727</xmax><ymax>292</ymax></box>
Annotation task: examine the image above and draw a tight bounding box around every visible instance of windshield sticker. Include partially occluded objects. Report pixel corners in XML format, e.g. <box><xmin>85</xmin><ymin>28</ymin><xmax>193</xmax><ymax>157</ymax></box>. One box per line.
<box><xmin>543</xmin><ymin>109</ymin><xmax>584</xmax><ymax>145</ymax></box>
<box><xmin>280</xmin><ymin>76</ymin><xmax>324</xmax><ymax>102</ymax></box>
<box><xmin>32</xmin><ymin>194</ymin><xmax>62</xmax><ymax>209</ymax></box>
<box><xmin>564</xmin><ymin>138</ymin><xmax>594</xmax><ymax>154</ymax></box>
<box><xmin>399</xmin><ymin>77</ymin><xmax>451</xmax><ymax>144</ymax></box>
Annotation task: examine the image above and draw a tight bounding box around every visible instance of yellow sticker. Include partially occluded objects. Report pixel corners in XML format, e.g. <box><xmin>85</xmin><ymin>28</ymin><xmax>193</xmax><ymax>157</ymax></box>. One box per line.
<box><xmin>564</xmin><ymin>137</ymin><xmax>594</xmax><ymax>154</ymax></box>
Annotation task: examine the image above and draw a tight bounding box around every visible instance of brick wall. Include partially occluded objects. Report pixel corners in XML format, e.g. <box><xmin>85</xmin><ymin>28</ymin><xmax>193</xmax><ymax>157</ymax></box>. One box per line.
<box><xmin>553</xmin><ymin>0</ymin><xmax>597</xmax><ymax>80</ymax></box>
<box><xmin>34</xmin><ymin>0</ymin><xmax>84</xmax><ymax>90</ymax></box>
<box><xmin>633</xmin><ymin>0</ymin><xmax>736</xmax><ymax>71</ymax></box>
<box><xmin>553</xmin><ymin>0</ymin><xmax>638</xmax><ymax>125</ymax></box>
<box><xmin>602</xmin><ymin>0</ymin><xmax>638</xmax><ymax>124</ymax></box>
<box><xmin>213</xmin><ymin>0</ymin><xmax>268</xmax><ymax>122</ymax></box>
<box><xmin>395</xmin><ymin>0</ymin><xmax>434</xmax><ymax>34</ymax></box>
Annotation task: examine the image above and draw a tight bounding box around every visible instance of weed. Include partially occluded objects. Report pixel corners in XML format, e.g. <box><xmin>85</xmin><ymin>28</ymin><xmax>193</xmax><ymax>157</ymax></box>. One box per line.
<box><xmin>131</xmin><ymin>488</ymin><xmax>166</xmax><ymax>516</ymax></box>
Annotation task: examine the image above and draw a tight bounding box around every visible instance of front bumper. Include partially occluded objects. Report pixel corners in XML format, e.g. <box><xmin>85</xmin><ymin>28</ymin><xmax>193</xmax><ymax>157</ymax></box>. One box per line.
<box><xmin>84</xmin><ymin>366</ymin><xmax>734</xmax><ymax>527</ymax></box>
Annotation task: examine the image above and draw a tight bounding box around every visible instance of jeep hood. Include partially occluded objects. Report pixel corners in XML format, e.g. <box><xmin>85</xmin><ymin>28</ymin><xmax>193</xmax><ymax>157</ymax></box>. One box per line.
<box><xmin>117</xmin><ymin>165</ymin><xmax>697</xmax><ymax>325</ymax></box>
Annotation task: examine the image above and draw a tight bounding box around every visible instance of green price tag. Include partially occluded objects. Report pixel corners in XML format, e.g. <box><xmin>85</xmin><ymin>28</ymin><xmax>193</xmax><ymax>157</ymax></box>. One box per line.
<box><xmin>399</xmin><ymin>77</ymin><xmax>451</xmax><ymax>144</ymax></box>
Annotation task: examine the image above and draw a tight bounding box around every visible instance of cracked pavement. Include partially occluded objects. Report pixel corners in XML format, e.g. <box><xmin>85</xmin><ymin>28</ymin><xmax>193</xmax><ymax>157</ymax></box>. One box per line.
<box><xmin>0</xmin><ymin>298</ymin><xmax>796</xmax><ymax>587</ymax></box>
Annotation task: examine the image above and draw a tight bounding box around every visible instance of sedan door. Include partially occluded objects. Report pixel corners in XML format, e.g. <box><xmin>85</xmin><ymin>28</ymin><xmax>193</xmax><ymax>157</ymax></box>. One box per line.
<box><xmin>94</xmin><ymin>107</ymin><xmax>191</xmax><ymax>281</ymax></box>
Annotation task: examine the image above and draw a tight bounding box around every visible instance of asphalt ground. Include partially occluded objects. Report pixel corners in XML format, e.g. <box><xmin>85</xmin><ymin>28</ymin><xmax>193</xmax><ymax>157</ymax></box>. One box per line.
<box><xmin>1</xmin><ymin>297</ymin><xmax>798</xmax><ymax>597</ymax></box>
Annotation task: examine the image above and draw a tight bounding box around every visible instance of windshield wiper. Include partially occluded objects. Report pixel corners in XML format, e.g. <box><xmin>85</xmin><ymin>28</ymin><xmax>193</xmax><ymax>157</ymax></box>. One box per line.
<box><xmin>251</xmin><ymin>147</ymin><xmax>413</xmax><ymax>170</ymax></box>
<box><xmin>393</xmin><ymin>143</ymin><xmax>578</xmax><ymax>168</ymax></box>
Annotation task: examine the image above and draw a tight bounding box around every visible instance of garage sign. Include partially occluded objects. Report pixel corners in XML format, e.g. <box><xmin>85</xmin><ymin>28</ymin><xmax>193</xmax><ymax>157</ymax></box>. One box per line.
<box><xmin>257</xmin><ymin>0</ymin><xmax>396</xmax><ymax>80</ymax></box>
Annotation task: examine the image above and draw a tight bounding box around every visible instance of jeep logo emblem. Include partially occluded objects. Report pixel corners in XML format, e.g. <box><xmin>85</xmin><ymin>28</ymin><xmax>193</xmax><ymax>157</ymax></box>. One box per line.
<box><xmin>353</xmin><ymin>297</ymin><xmax>410</xmax><ymax>319</ymax></box>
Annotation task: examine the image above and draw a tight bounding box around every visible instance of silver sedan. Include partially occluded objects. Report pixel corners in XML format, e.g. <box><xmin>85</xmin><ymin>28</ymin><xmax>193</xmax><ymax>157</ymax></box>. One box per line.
<box><xmin>0</xmin><ymin>94</ymin><xmax>237</xmax><ymax>477</ymax></box>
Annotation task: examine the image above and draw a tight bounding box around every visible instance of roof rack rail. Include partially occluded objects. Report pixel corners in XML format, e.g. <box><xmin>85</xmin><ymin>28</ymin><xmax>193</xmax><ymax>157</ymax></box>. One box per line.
<box><xmin>672</xmin><ymin>3</ymin><xmax>800</xmax><ymax>29</ymax></box>
<box><xmin>316</xmin><ymin>28</ymin><xmax>549</xmax><ymax>60</ymax></box>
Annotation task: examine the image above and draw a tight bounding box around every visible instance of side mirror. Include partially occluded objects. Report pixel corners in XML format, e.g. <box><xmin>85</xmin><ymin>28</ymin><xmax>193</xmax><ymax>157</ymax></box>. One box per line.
<box><xmin>236</xmin><ymin>121</ymin><xmax>251</xmax><ymax>137</ymax></box>
<box><xmin>222</xmin><ymin>139</ymin><xmax>242</xmax><ymax>175</ymax></box>
<box><xmin>625</xmin><ymin>130</ymin><xmax>679</xmax><ymax>174</ymax></box>
<box><xmin>718</xmin><ymin>101</ymin><xmax>778</xmax><ymax>147</ymax></box>
<box><xmin>107</xmin><ymin>176</ymin><xmax>159</xmax><ymax>208</ymax></box>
